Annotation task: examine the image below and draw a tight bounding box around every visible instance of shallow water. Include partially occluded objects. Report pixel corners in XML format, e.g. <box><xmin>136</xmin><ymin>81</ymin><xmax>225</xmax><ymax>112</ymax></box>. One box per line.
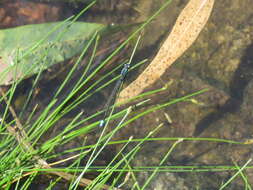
<box><xmin>1</xmin><ymin>0</ymin><xmax>253</xmax><ymax>189</ymax></box>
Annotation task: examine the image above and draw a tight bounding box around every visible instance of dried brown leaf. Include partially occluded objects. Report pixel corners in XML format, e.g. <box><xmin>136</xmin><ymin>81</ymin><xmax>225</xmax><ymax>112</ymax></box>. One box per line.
<box><xmin>117</xmin><ymin>0</ymin><xmax>215</xmax><ymax>103</ymax></box>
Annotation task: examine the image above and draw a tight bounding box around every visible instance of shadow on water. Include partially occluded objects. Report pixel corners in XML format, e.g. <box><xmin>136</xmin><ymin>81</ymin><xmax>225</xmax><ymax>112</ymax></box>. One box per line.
<box><xmin>194</xmin><ymin>43</ymin><xmax>253</xmax><ymax>136</ymax></box>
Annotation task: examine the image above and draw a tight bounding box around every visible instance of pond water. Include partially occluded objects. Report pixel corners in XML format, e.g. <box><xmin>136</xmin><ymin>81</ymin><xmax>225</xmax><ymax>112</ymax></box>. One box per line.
<box><xmin>1</xmin><ymin>0</ymin><xmax>253</xmax><ymax>189</ymax></box>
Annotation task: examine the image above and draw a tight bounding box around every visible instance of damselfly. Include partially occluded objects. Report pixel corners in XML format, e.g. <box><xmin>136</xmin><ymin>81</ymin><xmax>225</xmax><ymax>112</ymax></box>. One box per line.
<box><xmin>99</xmin><ymin>35</ymin><xmax>141</xmax><ymax>127</ymax></box>
<box><xmin>99</xmin><ymin>63</ymin><xmax>129</xmax><ymax>127</ymax></box>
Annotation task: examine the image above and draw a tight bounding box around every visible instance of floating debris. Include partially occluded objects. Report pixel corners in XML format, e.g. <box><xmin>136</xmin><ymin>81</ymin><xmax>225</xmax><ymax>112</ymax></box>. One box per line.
<box><xmin>117</xmin><ymin>0</ymin><xmax>215</xmax><ymax>104</ymax></box>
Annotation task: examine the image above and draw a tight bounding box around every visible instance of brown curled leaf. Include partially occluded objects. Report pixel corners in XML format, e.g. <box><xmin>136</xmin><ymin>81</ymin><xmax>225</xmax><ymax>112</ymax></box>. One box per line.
<box><xmin>117</xmin><ymin>0</ymin><xmax>215</xmax><ymax>104</ymax></box>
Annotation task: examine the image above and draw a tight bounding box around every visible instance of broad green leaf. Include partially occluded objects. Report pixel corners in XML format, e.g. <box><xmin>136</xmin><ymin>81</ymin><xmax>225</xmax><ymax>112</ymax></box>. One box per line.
<box><xmin>0</xmin><ymin>21</ymin><xmax>105</xmax><ymax>86</ymax></box>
